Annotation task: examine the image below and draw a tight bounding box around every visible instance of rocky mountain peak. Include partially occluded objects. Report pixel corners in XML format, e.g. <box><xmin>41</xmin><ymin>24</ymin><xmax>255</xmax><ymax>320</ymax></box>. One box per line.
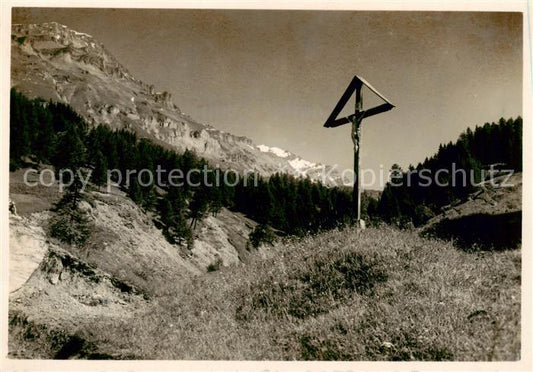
<box><xmin>12</xmin><ymin>22</ymin><xmax>133</xmax><ymax>80</ymax></box>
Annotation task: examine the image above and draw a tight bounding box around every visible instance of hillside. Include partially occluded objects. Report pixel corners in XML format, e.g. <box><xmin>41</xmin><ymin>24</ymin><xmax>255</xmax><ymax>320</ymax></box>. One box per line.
<box><xmin>10</xmin><ymin>22</ymin><xmax>340</xmax><ymax>183</ymax></box>
<box><xmin>422</xmin><ymin>172</ymin><xmax>522</xmax><ymax>251</ymax></box>
<box><xmin>9</xmin><ymin>166</ymin><xmax>263</xmax><ymax>289</ymax></box>
<box><xmin>8</xmin><ymin>166</ymin><xmax>266</xmax><ymax>358</ymax></box>
<box><xmin>9</xmin><ymin>222</ymin><xmax>520</xmax><ymax>360</ymax></box>
<box><xmin>378</xmin><ymin>117</ymin><xmax>522</xmax><ymax>227</ymax></box>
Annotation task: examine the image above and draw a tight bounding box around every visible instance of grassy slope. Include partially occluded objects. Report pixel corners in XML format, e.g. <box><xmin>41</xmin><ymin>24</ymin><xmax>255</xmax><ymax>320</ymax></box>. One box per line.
<box><xmin>89</xmin><ymin>226</ymin><xmax>520</xmax><ymax>361</ymax></box>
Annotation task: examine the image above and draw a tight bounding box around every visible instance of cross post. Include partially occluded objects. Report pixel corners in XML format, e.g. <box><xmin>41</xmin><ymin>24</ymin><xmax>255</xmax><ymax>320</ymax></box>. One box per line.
<box><xmin>323</xmin><ymin>75</ymin><xmax>395</xmax><ymax>228</ymax></box>
<box><xmin>353</xmin><ymin>84</ymin><xmax>363</xmax><ymax>222</ymax></box>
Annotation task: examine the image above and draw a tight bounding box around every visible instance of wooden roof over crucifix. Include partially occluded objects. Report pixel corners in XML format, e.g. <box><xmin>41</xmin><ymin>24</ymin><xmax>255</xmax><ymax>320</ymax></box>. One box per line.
<box><xmin>323</xmin><ymin>75</ymin><xmax>395</xmax><ymax>128</ymax></box>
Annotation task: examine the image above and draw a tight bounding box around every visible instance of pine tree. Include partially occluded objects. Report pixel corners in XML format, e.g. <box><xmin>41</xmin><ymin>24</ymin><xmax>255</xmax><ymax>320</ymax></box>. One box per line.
<box><xmin>92</xmin><ymin>149</ymin><xmax>108</xmax><ymax>189</ymax></box>
<box><xmin>34</xmin><ymin>105</ymin><xmax>56</xmax><ymax>163</ymax></box>
<box><xmin>10</xmin><ymin>90</ymin><xmax>31</xmax><ymax>167</ymax></box>
<box><xmin>365</xmin><ymin>196</ymin><xmax>380</xmax><ymax>224</ymax></box>
<box><xmin>141</xmin><ymin>184</ymin><xmax>157</xmax><ymax>210</ymax></box>
<box><xmin>52</xmin><ymin>124</ymin><xmax>86</xmax><ymax>171</ymax></box>
<box><xmin>208</xmin><ymin>187</ymin><xmax>223</xmax><ymax>217</ymax></box>
<box><xmin>50</xmin><ymin>170</ymin><xmax>92</xmax><ymax>247</ymax></box>
<box><xmin>128</xmin><ymin>177</ymin><xmax>144</xmax><ymax>205</ymax></box>
<box><xmin>378</xmin><ymin>185</ymin><xmax>401</xmax><ymax>224</ymax></box>
<box><xmin>158</xmin><ymin>195</ymin><xmax>193</xmax><ymax>246</ymax></box>
<box><xmin>188</xmin><ymin>187</ymin><xmax>209</xmax><ymax>230</ymax></box>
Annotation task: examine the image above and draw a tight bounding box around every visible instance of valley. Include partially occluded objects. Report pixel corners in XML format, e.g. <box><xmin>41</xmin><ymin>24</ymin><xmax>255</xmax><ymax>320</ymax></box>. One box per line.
<box><xmin>7</xmin><ymin>20</ymin><xmax>523</xmax><ymax>362</ymax></box>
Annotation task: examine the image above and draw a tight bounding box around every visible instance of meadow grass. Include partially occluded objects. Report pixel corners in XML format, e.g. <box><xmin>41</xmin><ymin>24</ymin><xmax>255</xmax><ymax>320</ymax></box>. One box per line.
<box><xmin>87</xmin><ymin>225</ymin><xmax>520</xmax><ymax>360</ymax></box>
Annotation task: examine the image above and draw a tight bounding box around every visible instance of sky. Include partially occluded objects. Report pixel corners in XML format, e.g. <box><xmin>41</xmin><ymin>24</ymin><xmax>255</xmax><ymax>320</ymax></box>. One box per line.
<box><xmin>12</xmin><ymin>8</ymin><xmax>523</xmax><ymax>188</ymax></box>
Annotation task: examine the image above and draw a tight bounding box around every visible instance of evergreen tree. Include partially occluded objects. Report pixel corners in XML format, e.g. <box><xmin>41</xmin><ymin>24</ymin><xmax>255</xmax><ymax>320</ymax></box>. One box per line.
<box><xmin>92</xmin><ymin>149</ymin><xmax>108</xmax><ymax>188</ymax></box>
<box><xmin>140</xmin><ymin>184</ymin><xmax>157</xmax><ymax>210</ymax></box>
<box><xmin>50</xmin><ymin>169</ymin><xmax>92</xmax><ymax>247</ymax></box>
<box><xmin>188</xmin><ymin>187</ymin><xmax>209</xmax><ymax>230</ymax></box>
<box><xmin>34</xmin><ymin>104</ymin><xmax>56</xmax><ymax>162</ymax></box>
<box><xmin>208</xmin><ymin>187</ymin><xmax>223</xmax><ymax>217</ymax></box>
<box><xmin>128</xmin><ymin>177</ymin><xmax>143</xmax><ymax>205</ymax></box>
<box><xmin>378</xmin><ymin>185</ymin><xmax>400</xmax><ymax>224</ymax></box>
<box><xmin>158</xmin><ymin>192</ymin><xmax>193</xmax><ymax>247</ymax></box>
<box><xmin>52</xmin><ymin>124</ymin><xmax>86</xmax><ymax>171</ymax></box>
<box><xmin>9</xmin><ymin>89</ymin><xmax>31</xmax><ymax>167</ymax></box>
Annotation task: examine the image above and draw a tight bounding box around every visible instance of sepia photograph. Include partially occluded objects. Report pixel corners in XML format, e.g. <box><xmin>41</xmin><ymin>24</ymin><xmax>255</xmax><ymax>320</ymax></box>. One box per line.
<box><xmin>1</xmin><ymin>1</ymin><xmax>530</xmax><ymax>369</ymax></box>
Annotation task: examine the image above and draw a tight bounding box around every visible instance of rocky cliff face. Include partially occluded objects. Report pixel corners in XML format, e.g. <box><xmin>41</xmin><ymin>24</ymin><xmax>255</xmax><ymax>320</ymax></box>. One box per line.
<box><xmin>11</xmin><ymin>22</ymin><xmax>340</xmax><ymax>184</ymax></box>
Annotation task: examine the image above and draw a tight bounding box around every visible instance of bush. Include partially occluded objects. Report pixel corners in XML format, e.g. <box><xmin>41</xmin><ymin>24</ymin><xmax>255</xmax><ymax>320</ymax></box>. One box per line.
<box><xmin>10</xmin><ymin>158</ymin><xmax>21</xmax><ymax>171</ymax></box>
<box><xmin>163</xmin><ymin>223</ymin><xmax>193</xmax><ymax>248</ymax></box>
<box><xmin>248</xmin><ymin>224</ymin><xmax>276</xmax><ymax>248</ymax></box>
<box><xmin>206</xmin><ymin>257</ymin><xmax>223</xmax><ymax>272</ymax></box>
<box><xmin>413</xmin><ymin>204</ymin><xmax>435</xmax><ymax>226</ymax></box>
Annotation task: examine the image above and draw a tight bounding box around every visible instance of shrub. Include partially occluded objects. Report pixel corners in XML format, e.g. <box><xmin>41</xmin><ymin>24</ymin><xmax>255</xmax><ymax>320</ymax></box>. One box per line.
<box><xmin>248</xmin><ymin>224</ymin><xmax>276</xmax><ymax>248</ymax></box>
<box><xmin>163</xmin><ymin>222</ymin><xmax>193</xmax><ymax>248</ymax></box>
<box><xmin>207</xmin><ymin>257</ymin><xmax>223</xmax><ymax>272</ymax></box>
<box><xmin>413</xmin><ymin>204</ymin><xmax>435</xmax><ymax>226</ymax></box>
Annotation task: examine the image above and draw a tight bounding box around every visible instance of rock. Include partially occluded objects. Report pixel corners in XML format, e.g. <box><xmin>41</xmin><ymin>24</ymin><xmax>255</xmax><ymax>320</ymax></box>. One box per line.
<box><xmin>78</xmin><ymin>200</ymin><xmax>92</xmax><ymax>212</ymax></box>
<box><xmin>42</xmin><ymin>255</ymin><xmax>64</xmax><ymax>285</ymax></box>
<box><xmin>59</xmin><ymin>270</ymin><xmax>71</xmax><ymax>282</ymax></box>
<box><xmin>49</xmin><ymin>273</ymin><xmax>60</xmax><ymax>285</ymax></box>
<box><xmin>9</xmin><ymin>199</ymin><xmax>17</xmax><ymax>215</ymax></box>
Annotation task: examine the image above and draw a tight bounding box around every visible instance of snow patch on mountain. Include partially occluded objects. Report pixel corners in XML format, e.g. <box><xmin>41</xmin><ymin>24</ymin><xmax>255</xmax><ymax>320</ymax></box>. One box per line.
<box><xmin>257</xmin><ymin>145</ymin><xmax>290</xmax><ymax>158</ymax></box>
<box><xmin>289</xmin><ymin>158</ymin><xmax>317</xmax><ymax>171</ymax></box>
<box><xmin>72</xmin><ymin>30</ymin><xmax>92</xmax><ymax>37</ymax></box>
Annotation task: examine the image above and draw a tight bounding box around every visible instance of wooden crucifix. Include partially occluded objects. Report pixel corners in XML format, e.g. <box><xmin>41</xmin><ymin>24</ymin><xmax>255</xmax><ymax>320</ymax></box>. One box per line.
<box><xmin>324</xmin><ymin>75</ymin><xmax>395</xmax><ymax>228</ymax></box>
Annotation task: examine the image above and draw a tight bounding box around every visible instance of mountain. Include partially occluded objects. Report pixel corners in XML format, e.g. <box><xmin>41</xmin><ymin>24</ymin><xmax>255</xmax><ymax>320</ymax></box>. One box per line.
<box><xmin>11</xmin><ymin>22</ymin><xmax>340</xmax><ymax>184</ymax></box>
